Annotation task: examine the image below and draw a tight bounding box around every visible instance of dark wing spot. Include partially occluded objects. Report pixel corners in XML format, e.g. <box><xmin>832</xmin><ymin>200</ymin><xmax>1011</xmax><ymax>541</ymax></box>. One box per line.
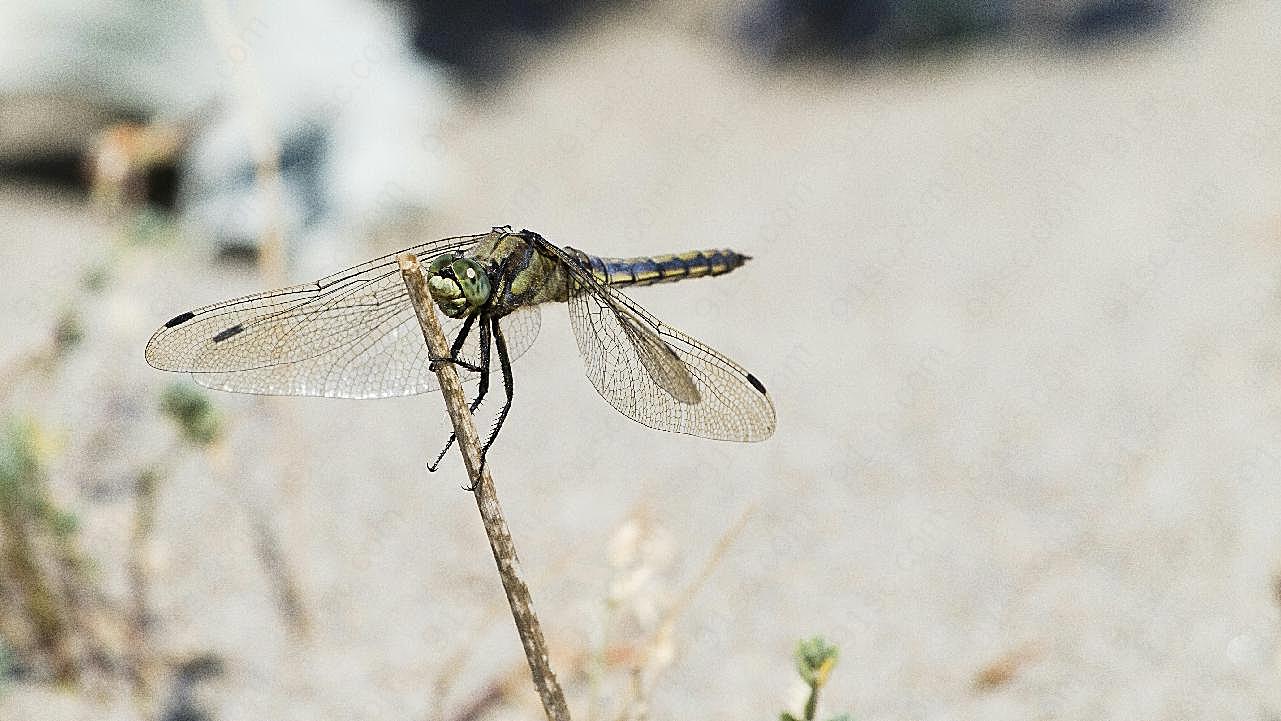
<box><xmin>211</xmin><ymin>324</ymin><xmax>245</xmax><ymax>342</ymax></box>
<box><xmin>164</xmin><ymin>311</ymin><xmax>196</xmax><ymax>328</ymax></box>
<box><xmin>747</xmin><ymin>373</ymin><xmax>767</xmax><ymax>394</ymax></box>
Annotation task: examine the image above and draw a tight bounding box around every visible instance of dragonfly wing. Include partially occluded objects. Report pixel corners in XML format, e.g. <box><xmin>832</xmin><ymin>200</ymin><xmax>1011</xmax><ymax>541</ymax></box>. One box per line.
<box><xmin>537</xmin><ymin>239</ymin><xmax>776</xmax><ymax>442</ymax></box>
<box><xmin>145</xmin><ymin>233</ymin><xmax>540</xmax><ymax>398</ymax></box>
<box><xmin>615</xmin><ymin>312</ymin><xmax>701</xmax><ymax>404</ymax></box>
<box><xmin>187</xmin><ymin>306</ymin><xmax>541</xmax><ymax>398</ymax></box>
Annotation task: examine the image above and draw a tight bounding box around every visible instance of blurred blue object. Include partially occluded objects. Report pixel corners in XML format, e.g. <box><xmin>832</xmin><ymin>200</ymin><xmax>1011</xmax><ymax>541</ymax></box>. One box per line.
<box><xmin>401</xmin><ymin>0</ymin><xmax>632</xmax><ymax>80</ymax></box>
<box><xmin>740</xmin><ymin>0</ymin><xmax>1011</xmax><ymax>58</ymax></box>
<box><xmin>1063</xmin><ymin>1</ymin><xmax>1171</xmax><ymax>41</ymax></box>
<box><xmin>738</xmin><ymin>0</ymin><xmax>1172</xmax><ymax>60</ymax></box>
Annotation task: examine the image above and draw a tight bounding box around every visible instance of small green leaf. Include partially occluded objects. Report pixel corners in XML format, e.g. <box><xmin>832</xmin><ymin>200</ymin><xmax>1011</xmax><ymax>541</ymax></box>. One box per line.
<box><xmin>0</xmin><ymin>418</ymin><xmax>43</xmax><ymax>498</ymax></box>
<box><xmin>53</xmin><ymin>310</ymin><xmax>84</xmax><ymax>354</ymax></box>
<box><xmin>0</xmin><ymin>639</ymin><xmax>14</xmax><ymax>685</ymax></box>
<box><xmin>160</xmin><ymin>384</ymin><xmax>223</xmax><ymax>446</ymax></box>
<box><xmin>781</xmin><ymin>637</ymin><xmax>852</xmax><ymax>721</ymax></box>
<box><xmin>48</xmin><ymin>509</ymin><xmax>80</xmax><ymax>537</ymax></box>
<box><xmin>81</xmin><ymin>265</ymin><xmax>112</xmax><ymax>294</ymax></box>
<box><xmin>794</xmin><ymin>636</ymin><xmax>840</xmax><ymax>688</ymax></box>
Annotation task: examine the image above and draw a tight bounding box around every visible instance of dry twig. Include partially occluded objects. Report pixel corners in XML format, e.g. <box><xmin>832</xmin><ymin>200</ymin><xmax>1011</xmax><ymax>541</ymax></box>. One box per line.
<box><xmin>398</xmin><ymin>253</ymin><xmax>571</xmax><ymax>721</ymax></box>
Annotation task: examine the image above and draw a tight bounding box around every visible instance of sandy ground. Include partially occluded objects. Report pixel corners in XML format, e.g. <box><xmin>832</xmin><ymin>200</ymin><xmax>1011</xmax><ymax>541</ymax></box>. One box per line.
<box><xmin>3</xmin><ymin>2</ymin><xmax>1281</xmax><ymax>719</ymax></box>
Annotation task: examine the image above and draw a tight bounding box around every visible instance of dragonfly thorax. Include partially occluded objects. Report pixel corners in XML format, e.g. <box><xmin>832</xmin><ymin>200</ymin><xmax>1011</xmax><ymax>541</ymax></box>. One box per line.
<box><xmin>426</xmin><ymin>253</ymin><xmax>492</xmax><ymax>318</ymax></box>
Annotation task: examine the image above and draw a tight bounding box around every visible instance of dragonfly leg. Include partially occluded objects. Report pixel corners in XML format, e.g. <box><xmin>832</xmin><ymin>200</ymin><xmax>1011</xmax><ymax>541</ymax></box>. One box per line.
<box><xmin>470</xmin><ymin>320</ymin><xmax>492</xmax><ymax>413</ymax></box>
<box><xmin>427</xmin><ymin>319</ymin><xmax>492</xmax><ymax>474</ymax></box>
<box><xmin>429</xmin><ymin>312</ymin><xmax>473</xmax><ymax>371</ymax></box>
<box><xmin>476</xmin><ymin>315</ymin><xmax>515</xmax><ymax>480</ymax></box>
<box><xmin>429</xmin><ymin>312</ymin><xmax>486</xmax><ymax>373</ymax></box>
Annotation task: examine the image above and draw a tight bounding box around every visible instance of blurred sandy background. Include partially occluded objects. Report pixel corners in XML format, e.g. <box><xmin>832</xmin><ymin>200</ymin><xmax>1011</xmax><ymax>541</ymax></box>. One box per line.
<box><xmin>2</xmin><ymin>1</ymin><xmax>1280</xmax><ymax>719</ymax></box>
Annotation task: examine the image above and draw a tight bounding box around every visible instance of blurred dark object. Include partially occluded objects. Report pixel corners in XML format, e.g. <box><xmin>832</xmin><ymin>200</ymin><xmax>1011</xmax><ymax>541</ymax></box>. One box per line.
<box><xmin>1061</xmin><ymin>0</ymin><xmax>1170</xmax><ymax>42</ymax></box>
<box><xmin>402</xmin><ymin>0</ymin><xmax>636</xmax><ymax>80</ymax></box>
<box><xmin>88</xmin><ymin>123</ymin><xmax>188</xmax><ymax>210</ymax></box>
<box><xmin>741</xmin><ymin>0</ymin><xmax>1010</xmax><ymax>59</ymax></box>
<box><xmin>739</xmin><ymin>0</ymin><xmax>1173</xmax><ymax>60</ymax></box>
<box><xmin>159</xmin><ymin>655</ymin><xmax>224</xmax><ymax>721</ymax></box>
<box><xmin>0</xmin><ymin>121</ymin><xmax>181</xmax><ymax>210</ymax></box>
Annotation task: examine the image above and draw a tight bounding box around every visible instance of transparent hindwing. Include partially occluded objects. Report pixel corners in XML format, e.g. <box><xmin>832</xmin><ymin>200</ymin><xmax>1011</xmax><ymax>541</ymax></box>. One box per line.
<box><xmin>536</xmin><ymin>239</ymin><xmax>775</xmax><ymax>442</ymax></box>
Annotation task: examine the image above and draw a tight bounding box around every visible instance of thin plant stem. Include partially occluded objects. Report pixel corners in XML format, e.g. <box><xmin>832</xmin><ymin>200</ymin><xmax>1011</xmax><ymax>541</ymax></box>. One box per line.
<box><xmin>207</xmin><ymin>441</ymin><xmax>311</xmax><ymax>638</ymax></box>
<box><xmin>612</xmin><ymin>503</ymin><xmax>756</xmax><ymax>721</ymax></box>
<box><xmin>398</xmin><ymin>253</ymin><xmax>572</xmax><ymax>721</ymax></box>
<box><xmin>659</xmin><ymin>501</ymin><xmax>756</xmax><ymax>632</ymax></box>
<box><xmin>125</xmin><ymin>467</ymin><xmax>161</xmax><ymax>703</ymax></box>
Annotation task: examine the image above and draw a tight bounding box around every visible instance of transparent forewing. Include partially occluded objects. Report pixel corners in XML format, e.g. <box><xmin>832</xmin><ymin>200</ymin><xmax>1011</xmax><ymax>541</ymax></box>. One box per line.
<box><xmin>537</xmin><ymin>240</ymin><xmax>775</xmax><ymax>442</ymax></box>
<box><xmin>188</xmin><ymin>306</ymin><xmax>540</xmax><ymax>398</ymax></box>
<box><xmin>145</xmin><ymin>233</ymin><xmax>540</xmax><ymax>398</ymax></box>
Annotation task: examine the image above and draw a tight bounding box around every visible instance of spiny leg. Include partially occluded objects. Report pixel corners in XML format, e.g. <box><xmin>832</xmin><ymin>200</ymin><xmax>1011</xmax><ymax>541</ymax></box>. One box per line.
<box><xmin>477</xmin><ymin>315</ymin><xmax>516</xmax><ymax>479</ymax></box>
<box><xmin>428</xmin><ymin>317</ymin><xmax>492</xmax><ymax>473</ymax></box>
<box><xmin>429</xmin><ymin>312</ymin><xmax>485</xmax><ymax>373</ymax></box>
<box><xmin>444</xmin><ymin>312</ymin><xmax>475</xmax><ymax>367</ymax></box>
<box><xmin>469</xmin><ymin>320</ymin><xmax>492</xmax><ymax>414</ymax></box>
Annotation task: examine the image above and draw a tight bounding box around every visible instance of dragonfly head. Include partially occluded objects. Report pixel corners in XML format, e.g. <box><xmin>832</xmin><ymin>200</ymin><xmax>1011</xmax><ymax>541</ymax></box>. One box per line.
<box><xmin>426</xmin><ymin>253</ymin><xmax>492</xmax><ymax>318</ymax></box>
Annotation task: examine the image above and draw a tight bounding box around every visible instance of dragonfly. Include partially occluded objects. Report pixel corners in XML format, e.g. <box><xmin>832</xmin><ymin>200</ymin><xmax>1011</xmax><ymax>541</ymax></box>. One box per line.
<box><xmin>146</xmin><ymin>227</ymin><xmax>775</xmax><ymax>470</ymax></box>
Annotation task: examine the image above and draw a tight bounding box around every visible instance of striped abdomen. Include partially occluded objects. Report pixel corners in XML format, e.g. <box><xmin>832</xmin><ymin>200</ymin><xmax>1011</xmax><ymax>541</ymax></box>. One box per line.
<box><xmin>565</xmin><ymin>248</ymin><xmax>750</xmax><ymax>288</ymax></box>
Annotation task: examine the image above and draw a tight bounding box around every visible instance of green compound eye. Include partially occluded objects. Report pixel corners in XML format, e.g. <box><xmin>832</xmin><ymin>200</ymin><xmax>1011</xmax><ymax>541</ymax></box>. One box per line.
<box><xmin>426</xmin><ymin>254</ymin><xmax>491</xmax><ymax>318</ymax></box>
<box><xmin>451</xmin><ymin>258</ymin><xmax>491</xmax><ymax>309</ymax></box>
<box><xmin>426</xmin><ymin>252</ymin><xmax>458</xmax><ymax>277</ymax></box>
